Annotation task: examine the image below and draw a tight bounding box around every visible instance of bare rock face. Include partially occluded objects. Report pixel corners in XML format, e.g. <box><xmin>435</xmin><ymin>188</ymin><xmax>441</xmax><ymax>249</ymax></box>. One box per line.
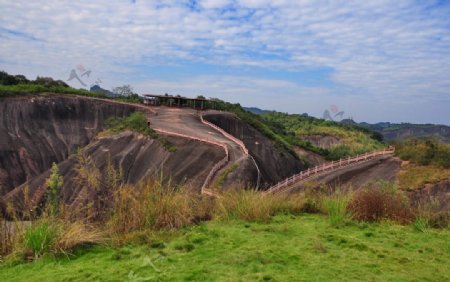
<box><xmin>321</xmin><ymin>156</ymin><xmax>402</xmax><ymax>188</ymax></box>
<box><xmin>203</xmin><ymin>113</ymin><xmax>305</xmax><ymax>188</ymax></box>
<box><xmin>4</xmin><ymin>132</ymin><xmax>224</xmax><ymax>214</ymax></box>
<box><xmin>0</xmin><ymin>95</ymin><xmax>137</xmax><ymax>195</ymax></box>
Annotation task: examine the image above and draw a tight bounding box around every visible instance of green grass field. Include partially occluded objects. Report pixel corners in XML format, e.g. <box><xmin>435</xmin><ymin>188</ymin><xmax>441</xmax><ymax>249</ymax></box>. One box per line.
<box><xmin>1</xmin><ymin>214</ymin><xmax>449</xmax><ymax>281</ymax></box>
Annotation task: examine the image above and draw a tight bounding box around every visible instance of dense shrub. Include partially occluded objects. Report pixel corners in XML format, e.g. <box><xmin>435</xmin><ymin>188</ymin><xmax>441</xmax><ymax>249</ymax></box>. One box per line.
<box><xmin>347</xmin><ymin>187</ymin><xmax>414</xmax><ymax>223</ymax></box>
<box><xmin>0</xmin><ymin>71</ymin><xmax>29</xmax><ymax>85</ymax></box>
<box><xmin>394</xmin><ymin>138</ymin><xmax>450</xmax><ymax>168</ymax></box>
<box><xmin>105</xmin><ymin>112</ymin><xmax>158</xmax><ymax>139</ymax></box>
<box><xmin>105</xmin><ymin>112</ymin><xmax>178</xmax><ymax>151</ymax></box>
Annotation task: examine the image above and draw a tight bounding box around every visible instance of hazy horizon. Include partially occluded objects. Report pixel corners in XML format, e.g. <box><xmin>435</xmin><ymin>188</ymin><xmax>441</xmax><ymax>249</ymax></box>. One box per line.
<box><xmin>1</xmin><ymin>1</ymin><xmax>449</xmax><ymax>125</ymax></box>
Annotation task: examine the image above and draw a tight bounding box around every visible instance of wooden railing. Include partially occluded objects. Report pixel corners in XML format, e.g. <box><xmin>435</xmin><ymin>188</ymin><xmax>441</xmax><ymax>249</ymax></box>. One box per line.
<box><xmin>265</xmin><ymin>147</ymin><xmax>395</xmax><ymax>194</ymax></box>
<box><xmin>199</xmin><ymin>114</ymin><xmax>249</xmax><ymax>155</ymax></box>
<box><xmin>199</xmin><ymin>113</ymin><xmax>262</xmax><ymax>189</ymax></box>
<box><xmin>152</xmin><ymin>128</ymin><xmax>229</xmax><ymax>193</ymax></box>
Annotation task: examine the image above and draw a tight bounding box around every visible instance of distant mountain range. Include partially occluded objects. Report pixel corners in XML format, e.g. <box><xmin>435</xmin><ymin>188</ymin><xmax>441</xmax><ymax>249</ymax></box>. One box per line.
<box><xmin>243</xmin><ymin>107</ymin><xmax>273</xmax><ymax>115</ymax></box>
<box><xmin>354</xmin><ymin>121</ymin><xmax>450</xmax><ymax>143</ymax></box>
<box><xmin>244</xmin><ymin>107</ymin><xmax>450</xmax><ymax>143</ymax></box>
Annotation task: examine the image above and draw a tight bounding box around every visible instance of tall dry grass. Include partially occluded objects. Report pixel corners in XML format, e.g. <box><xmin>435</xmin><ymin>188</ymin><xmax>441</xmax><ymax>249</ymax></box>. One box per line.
<box><xmin>1</xmin><ymin>216</ymin><xmax>104</xmax><ymax>261</ymax></box>
<box><xmin>107</xmin><ymin>180</ymin><xmax>213</xmax><ymax>236</ymax></box>
<box><xmin>5</xmin><ymin>161</ymin><xmax>448</xmax><ymax>263</ymax></box>
<box><xmin>214</xmin><ymin>189</ymin><xmax>305</xmax><ymax>222</ymax></box>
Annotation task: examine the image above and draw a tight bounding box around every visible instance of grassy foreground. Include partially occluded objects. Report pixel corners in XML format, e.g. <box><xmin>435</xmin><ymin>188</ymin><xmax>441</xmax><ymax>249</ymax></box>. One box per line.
<box><xmin>1</xmin><ymin>214</ymin><xmax>449</xmax><ymax>281</ymax></box>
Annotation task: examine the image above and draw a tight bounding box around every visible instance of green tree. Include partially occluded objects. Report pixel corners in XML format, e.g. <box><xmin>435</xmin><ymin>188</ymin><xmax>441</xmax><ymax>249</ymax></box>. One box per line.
<box><xmin>46</xmin><ymin>162</ymin><xmax>63</xmax><ymax>216</ymax></box>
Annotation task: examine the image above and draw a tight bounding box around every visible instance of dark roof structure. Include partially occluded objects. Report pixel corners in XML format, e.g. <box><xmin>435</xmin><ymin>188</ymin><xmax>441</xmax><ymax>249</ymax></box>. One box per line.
<box><xmin>142</xmin><ymin>94</ymin><xmax>214</xmax><ymax>109</ymax></box>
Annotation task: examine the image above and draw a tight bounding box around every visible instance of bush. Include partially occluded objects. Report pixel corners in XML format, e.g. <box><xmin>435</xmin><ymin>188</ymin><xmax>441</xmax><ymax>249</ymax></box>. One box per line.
<box><xmin>347</xmin><ymin>186</ymin><xmax>413</xmax><ymax>224</ymax></box>
<box><xmin>106</xmin><ymin>112</ymin><xmax>158</xmax><ymax>139</ymax></box>
<box><xmin>46</xmin><ymin>163</ymin><xmax>63</xmax><ymax>216</ymax></box>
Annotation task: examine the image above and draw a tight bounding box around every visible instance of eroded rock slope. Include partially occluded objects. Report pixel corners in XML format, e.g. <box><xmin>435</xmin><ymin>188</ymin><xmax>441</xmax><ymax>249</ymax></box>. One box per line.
<box><xmin>0</xmin><ymin>95</ymin><xmax>138</xmax><ymax>195</ymax></box>
<box><xmin>202</xmin><ymin>112</ymin><xmax>305</xmax><ymax>188</ymax></box>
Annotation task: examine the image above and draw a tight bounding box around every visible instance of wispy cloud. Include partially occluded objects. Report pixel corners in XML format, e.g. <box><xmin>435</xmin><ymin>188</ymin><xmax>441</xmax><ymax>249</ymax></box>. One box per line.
<box><xmin>0</xmin><ymin>0</ymin><xmax>449</xmax><ymax>123</ymax></box>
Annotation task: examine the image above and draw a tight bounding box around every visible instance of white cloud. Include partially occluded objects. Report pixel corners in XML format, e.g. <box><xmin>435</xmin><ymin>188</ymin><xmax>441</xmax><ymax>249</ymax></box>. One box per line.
<box><xmin>200</xmin><ymin>0</ymin><xmax>231</xmax><ymax>9</ymax></box>
<box><xmin>0</xmin><ymin>0</ymin><xmax>449</xmax><ymax>123</ymax></box>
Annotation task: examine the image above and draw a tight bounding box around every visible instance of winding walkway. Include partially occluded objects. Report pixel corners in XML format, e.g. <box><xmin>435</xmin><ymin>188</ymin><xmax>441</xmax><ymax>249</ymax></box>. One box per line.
<box><xmin>147</xmin><ymin>107</ymin><xmax>254</xmax><ymax>195</ymax></box>
<box><xmin>265</xmin><ymin>148</ymin><xmax>395</xmax><ymax>194</ymax></box>
<box><xmin>76</xmin><ymin>97</ymin><xmax>393</xmax><ymax>196</ymax></box>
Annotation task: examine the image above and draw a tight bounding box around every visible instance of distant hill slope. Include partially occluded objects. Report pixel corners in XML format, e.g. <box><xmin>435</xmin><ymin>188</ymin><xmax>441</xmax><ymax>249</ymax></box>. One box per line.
<box><xmin>238</xmin><ymin>107</ymin><xmax>385</xmax><ymax>162</ymax></box>
<box><xmin>243</xmin><ymin>107</ymin><xmax>273</xmax><ymax>115</ymax></box>
<box><xmin>90</xmin><ymin>84</ymin><xmax>120</xmax><ymax>98</ymax></box>
<box><xmin>343</xmin><ymin>119</ymin><xmax>450</xmax><ymax>143</ymax></box>
<box><xmin>245</xmin><ymin>106</ymin><xmax>449</xmax><ymax>143</ymax></box>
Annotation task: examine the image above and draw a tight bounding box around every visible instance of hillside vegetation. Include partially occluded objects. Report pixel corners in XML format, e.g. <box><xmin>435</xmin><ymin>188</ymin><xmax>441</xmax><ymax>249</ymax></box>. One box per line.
<box><xmin>0</xmin><ymin>70</ymin><xmax>102</xmax><ymax>98</ymax></box>
<box><xmin>394</xmin><ymin>138</ymin><xmax>450</xmax><ymax>168</ymax></box>
<box><xmin>0</xmin><ymin>71</ymin><xmax>143</xmax><ymax>104</ymax></box>
<box><xmin>259</xmin><ymin>112</ymin><xmax>384</xmax><ymax>160</ymax></box>
<box><xmin>394</xmin><ymin>138</ymin><xmax>450</xmax><ymax>190</ymax></box>
<box><xmin>214</xmin><ymin>102</ymin><xmax>384</xmax><ymax>161</ymax></box>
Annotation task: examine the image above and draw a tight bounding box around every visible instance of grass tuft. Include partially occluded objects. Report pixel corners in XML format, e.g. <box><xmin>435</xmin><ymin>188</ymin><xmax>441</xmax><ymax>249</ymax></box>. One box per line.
<box><xmin>321</xmin><ymin>193</ymin><xmax>351</xmax><ymax>227</ymax></box>
<box><xmin>24</xmin><ymin>220</ymin><xmax>58</xmax><ymax>259</ymax></box>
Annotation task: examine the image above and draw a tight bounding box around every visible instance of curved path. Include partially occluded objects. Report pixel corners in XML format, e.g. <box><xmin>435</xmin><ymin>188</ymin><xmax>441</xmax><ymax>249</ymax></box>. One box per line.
<box><xmin>147</xmin><ymin>107</ymin><xmax>253</xmax><ymax>194</ymax></box>
<box><xmin>265</xmin><ymin>148</ymin><xmax>395</xmax><ymax>194</ymax></box>
<box><xmin>75</xmin><ymin>97</ymin><xmax>394</xmax><ymax>196</ymax></box>
<box><xmin>74</xmin><ymin>97</ymin><xmax>249</xmax><ymax>194</ymax></box>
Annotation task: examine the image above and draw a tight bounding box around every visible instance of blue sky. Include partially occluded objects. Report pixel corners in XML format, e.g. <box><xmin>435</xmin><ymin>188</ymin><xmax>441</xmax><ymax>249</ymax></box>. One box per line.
<box><xmin>1</xmin><ymin>0</ymin><xmax>449</xmax><ymax>124</ymax></box>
